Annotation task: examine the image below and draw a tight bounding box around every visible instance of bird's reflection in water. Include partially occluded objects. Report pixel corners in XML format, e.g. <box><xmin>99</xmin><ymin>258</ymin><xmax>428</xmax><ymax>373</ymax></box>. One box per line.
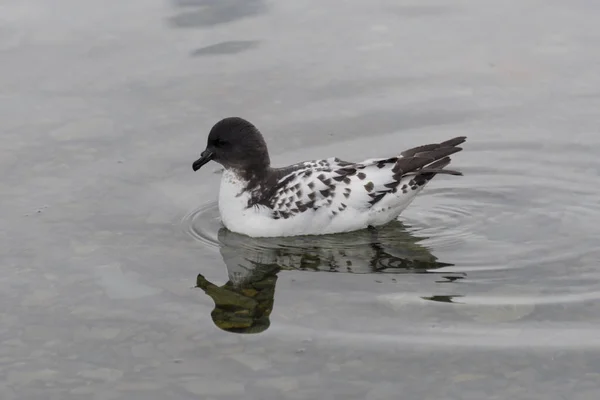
<box><xmin>196</xmin><ymin>221</ymin><xmax>464</xmax><ymax>334</ymax></box>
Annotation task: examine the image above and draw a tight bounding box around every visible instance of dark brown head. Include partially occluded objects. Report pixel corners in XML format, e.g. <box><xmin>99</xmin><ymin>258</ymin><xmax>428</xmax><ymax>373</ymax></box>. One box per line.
<box><xmin>192</xmin><ymin>117</ymin><xmax>270</xmax><ymax>173</ymax></box>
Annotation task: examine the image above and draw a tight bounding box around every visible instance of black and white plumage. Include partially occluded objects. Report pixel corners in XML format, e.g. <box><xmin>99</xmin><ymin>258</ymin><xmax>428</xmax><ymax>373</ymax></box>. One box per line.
<box><xmin>192</xmin><ymin>117</ymin><xmax>466</xmax><ymax>237</ymax></box>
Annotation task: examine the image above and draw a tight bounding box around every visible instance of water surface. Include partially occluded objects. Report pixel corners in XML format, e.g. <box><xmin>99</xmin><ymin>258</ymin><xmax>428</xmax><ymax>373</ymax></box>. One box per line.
<box><xmin>2</xmin><ymin>0</ymin><xmax>600</xmax><ymax>399</ymax></box>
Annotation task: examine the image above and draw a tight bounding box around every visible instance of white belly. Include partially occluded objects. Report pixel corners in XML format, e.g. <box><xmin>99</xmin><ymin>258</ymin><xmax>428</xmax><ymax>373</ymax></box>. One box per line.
<box><xmin>217</xmin><ymin>170</ymin><xmax>415</xmax><ymax>237</ymax></box>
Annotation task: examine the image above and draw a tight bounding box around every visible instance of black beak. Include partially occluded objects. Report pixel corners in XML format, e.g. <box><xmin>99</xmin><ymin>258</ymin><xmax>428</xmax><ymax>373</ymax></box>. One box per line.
<box><xmin>192</xmin><ymin>150</ymin><xmax>214</xmax><ymax>171</ymax></box>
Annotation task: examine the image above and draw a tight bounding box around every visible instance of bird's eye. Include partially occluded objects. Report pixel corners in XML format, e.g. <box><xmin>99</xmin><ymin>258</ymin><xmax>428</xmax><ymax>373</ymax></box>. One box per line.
<box><xmin>213</xmin><ymin>138</ymin><xmax>228</xmax><ymax>147</ymax></box>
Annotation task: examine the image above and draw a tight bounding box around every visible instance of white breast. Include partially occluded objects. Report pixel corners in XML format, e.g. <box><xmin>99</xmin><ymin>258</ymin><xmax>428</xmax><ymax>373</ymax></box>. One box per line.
<box><xmin>217</xmin><ymin>169</ymin><xmax>418</xmax><ymax>237</ymax></box>
<box><xmin>218</xmin><ymin>170</ymin><xmax>253</xmax><ymax>232</ymax></box>
<box><xmin>218</xmin><ymin>170</ymin><xmax>344</xmax><ymax>237</ymax></box>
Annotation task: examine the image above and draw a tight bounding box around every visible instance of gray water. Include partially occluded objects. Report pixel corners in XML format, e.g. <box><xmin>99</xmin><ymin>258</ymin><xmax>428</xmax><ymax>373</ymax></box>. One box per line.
<box><xmin>2</xmin><ymin>0</ymin><xmax>600</xmax><ymax>399</ymax></box>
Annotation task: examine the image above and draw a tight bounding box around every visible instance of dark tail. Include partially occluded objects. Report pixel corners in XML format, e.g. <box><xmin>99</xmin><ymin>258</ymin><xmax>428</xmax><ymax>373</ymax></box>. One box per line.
<box><xmin>394</xmin><ymin>136</ymin><xmax>467</xmax><ymax>183</ymax></box>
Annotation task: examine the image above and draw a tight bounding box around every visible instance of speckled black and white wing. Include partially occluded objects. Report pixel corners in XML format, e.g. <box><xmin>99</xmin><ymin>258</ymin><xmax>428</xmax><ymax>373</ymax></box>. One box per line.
<box><xmin>265</xmin><ymin>157</ymin><xmax>353</xmax><ymax>219</ymax></box>
<box><xmin>264</xmin><ymin>136</ymin><xmax>466</xmax><ymax>220</ymax></box>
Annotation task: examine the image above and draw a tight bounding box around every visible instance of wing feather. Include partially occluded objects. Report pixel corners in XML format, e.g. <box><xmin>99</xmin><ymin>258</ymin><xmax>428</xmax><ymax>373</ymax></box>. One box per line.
<box><xmin>265</xmin><ymin>137</ymin><xmax>466</xmax><ymax>219</ymax></box>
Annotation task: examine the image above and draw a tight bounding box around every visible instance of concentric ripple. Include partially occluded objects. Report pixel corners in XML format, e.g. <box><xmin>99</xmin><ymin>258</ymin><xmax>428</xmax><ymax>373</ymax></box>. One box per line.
<box><xmin>182</xmin><ymin>201</ymin><xmax>222</xmax><ymax>248</ymax></box>
<box><xmin>183</xmin><ymin>138</ymin><xmax>600</xmax><ymax>320</ymax></box>
<box><xmin>182</xmin><ymin>200</ymin><xmax>457</xmax><ymax>275</ymax></box>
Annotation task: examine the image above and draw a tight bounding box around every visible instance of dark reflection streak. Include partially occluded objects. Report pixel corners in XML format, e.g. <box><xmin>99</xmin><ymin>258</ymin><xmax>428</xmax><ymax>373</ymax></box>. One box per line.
<box><xmin>191</xmin><ymin>40</ymin><xmax>260</xmax><ymax>57</ymax></box>
<box><xmin>436</xmin><ymin>275</ymin><xmax>466</xmax><ymax>283</ymax></box>
<box><xmin>167</xmin><ymin>0</ymin><xmax>267</xmax><ymax>29</ymax></box>
<box><xmin>421</xmin><ymin>295</ymin><xmax>465</xmax><ymax>304</ymax></box>
<box><xmin>195</xmin><ymin>222</ymin><xmax>465</xmax><ymax>334</ymax></box>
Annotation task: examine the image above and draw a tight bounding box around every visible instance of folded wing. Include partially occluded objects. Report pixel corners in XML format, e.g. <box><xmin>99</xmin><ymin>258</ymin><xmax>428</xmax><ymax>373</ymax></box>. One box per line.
<box><xmin>266</xmin><ymin>136</ymin><xmax>466</xmax><ymax>219</ymax></box>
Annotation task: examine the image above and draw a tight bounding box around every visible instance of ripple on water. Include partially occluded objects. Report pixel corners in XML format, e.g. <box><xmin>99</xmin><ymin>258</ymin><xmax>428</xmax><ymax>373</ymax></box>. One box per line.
<box><xmin>182</xmin><ymin>201</ymin><xmax>457</xmax><ymax>275</ymax></box>
<box><xmin>182</xmin><ymin>200</ymin><xmax>465</xmax><ymax>334</ymax></box>
<box><xmin>182</xmin><ymin>202</ymin><xmax>222</xmax><ymax>249</ymax></box>
<box><xmin>181</xmin><ymin>139</ymin><xmax>600</xmax><ymax>338</ymax></box>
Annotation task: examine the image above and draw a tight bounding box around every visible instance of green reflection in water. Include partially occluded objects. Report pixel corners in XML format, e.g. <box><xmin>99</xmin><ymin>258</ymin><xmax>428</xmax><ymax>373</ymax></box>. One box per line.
<box><xmin>196</xmin><ymin>222</ymin><xmax>463</xmax><ymax>334</ymax></box>
<box><xmin>197</xmin><ymin>262</ymin><xmax>279</xmax><ymax>334</ymax></box>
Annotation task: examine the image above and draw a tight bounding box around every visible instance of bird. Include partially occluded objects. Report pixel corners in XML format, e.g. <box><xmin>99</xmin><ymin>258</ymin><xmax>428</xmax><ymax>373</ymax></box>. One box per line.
<box><xmin>192</xmin><ymin>117</ymin><xmax>466</xmax><ymax>238</ymax></box>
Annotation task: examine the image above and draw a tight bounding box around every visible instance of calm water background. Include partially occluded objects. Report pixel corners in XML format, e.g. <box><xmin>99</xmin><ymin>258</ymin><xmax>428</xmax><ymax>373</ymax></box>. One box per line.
<box><xmin>2</xmin><ymin>0</ymin><xmax>600</xmax><ymax>398</ymax></box>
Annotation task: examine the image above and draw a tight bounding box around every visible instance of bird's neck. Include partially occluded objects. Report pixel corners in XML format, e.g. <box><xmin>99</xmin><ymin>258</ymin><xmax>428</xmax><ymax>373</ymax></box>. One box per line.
<box><xmin>226</xmin><ymin>163</ymin><xmax>272</xmax><ymax>188</ymax></box>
